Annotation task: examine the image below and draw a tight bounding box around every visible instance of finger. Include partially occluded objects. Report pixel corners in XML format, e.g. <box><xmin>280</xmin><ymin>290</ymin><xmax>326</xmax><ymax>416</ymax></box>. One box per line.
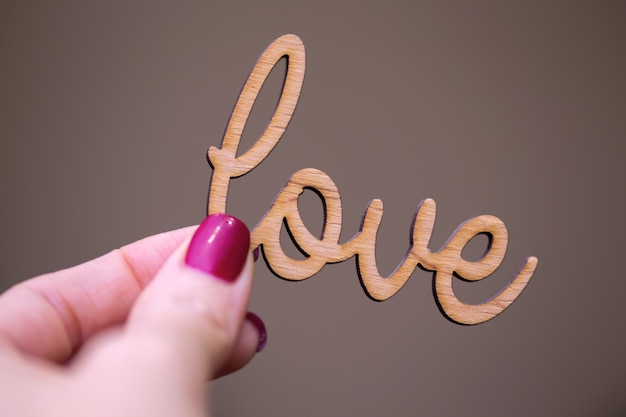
<box><xmin>0</xmin><ymin>226</ymin><xmax>195</xmax><ymax>362</ymax></box>
<box><xmin>214</xmin><ymin>312</ymin><xmax>267</xmax><ymax>378</ymax></box>
<box><xmin>124</xmin><ymin>214</ymin><xmax>263</xmax><ymax>382</ymax></box>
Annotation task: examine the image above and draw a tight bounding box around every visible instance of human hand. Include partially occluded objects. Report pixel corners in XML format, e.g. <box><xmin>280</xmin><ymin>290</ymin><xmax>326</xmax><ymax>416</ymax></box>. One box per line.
<box><xmin>0</xmin><ymin>214</ymin><xmax>266</xmax><ymax>417</ymax></box>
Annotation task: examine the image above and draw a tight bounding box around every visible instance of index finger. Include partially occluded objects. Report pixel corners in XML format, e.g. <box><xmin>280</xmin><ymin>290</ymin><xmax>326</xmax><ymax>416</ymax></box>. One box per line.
<box><xmin>0</xmin><ymin>226</ymin><xmax>195</xmax><ymax>362</ymax></box>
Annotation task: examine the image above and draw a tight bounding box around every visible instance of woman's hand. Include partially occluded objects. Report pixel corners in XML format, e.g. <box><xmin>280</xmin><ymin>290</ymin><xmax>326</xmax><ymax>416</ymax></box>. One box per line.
<box><xmin>0</xmin><ymin>214</ymin><xmax>265</xmax><ymax>417</ymax></box>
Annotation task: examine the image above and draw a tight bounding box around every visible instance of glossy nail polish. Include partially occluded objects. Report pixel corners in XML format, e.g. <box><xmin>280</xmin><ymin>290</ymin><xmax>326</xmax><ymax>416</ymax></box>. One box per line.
<box><xmin>246</xmin><ymin>311</ymin><xmax>267</xmax><ymax>352</ymax></box>
<box><xmin>185</xmin><ymin>214</ymin><xmax>250</xmax><ymax>281</ymax></box>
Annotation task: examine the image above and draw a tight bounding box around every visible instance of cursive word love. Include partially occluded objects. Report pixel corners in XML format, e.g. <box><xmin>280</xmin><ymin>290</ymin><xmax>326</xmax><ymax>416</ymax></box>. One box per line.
<box><xmin>206</xmin><ymin>34</ymin><xmax>538</xmax><ymax>325</ymax></box>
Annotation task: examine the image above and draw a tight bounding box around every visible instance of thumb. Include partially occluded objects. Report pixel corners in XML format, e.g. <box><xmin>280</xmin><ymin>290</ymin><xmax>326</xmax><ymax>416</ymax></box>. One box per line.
<box><xmin>124</xmin><ymin>214</ymin><xmax>264</xmax><ymax>382</ymax></box>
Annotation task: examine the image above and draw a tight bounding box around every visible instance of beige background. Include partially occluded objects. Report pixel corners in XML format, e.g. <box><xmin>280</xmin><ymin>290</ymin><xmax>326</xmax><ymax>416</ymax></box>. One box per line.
<box><xmin>1</xmin><ymin>1</ymin><xmax>625</xmax><ymax>416</ymax></box>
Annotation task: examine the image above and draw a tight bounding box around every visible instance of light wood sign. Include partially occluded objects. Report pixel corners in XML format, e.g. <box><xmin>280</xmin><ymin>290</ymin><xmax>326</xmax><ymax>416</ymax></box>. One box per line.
<box><xmin>207</xmin><ymin>34</ymin><xmax>538</xmax><ymax>325</ymax></box>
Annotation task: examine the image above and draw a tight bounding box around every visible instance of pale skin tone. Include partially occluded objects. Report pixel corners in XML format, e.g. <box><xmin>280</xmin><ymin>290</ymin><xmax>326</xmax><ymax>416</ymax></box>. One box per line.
<box><xmin>0</xmin><ymin>226</ymin><xmax>261</xmax><ymax>417</ymax></box>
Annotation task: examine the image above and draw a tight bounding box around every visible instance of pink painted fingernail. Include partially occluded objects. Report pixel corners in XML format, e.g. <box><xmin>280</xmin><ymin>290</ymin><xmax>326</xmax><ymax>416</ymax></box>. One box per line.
<box><xmin>185</xmin><ymin>214</ymin><xmax>250</xmax><ymax>282</ymax></box>
<box><xmin>246</xmin><ymin>311</ymin><xmax>267</xmax><ymax>352</ymax></box>
<box><xmin>253</xmin><ymin>247</ymin><xmax>260</xmax><ymax>262</ymax></box>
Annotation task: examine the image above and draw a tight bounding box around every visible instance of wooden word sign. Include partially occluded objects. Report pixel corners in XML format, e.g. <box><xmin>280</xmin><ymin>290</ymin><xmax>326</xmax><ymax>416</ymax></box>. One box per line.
<box><xmin>207</xmin><ymin>34</ymin><xmax>538</xmax><ymax>325</ymax></box>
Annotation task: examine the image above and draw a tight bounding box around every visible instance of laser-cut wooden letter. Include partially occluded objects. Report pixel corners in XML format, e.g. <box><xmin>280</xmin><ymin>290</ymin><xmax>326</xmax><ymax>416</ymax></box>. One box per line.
<box><xmin>207</xmin><ymin>34</ymin><xmax>538</xmax><ymax>325</ymax></box>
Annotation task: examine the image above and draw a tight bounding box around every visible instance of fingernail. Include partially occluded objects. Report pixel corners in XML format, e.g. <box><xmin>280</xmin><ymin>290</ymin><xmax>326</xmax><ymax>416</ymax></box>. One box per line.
<box><xmin>185</xmin><ymin>214</ymin><xmax>250</xmax><ymax>282</ymax></box>
<box><xmin>246</xmin><ymin>312</ymin><xmax>267</xmax><ymax>352</ymax></box>
<box><xmin>253</xmin><ymin>247</ymin><xmax>259</xmax><ymax>262</ymax></box>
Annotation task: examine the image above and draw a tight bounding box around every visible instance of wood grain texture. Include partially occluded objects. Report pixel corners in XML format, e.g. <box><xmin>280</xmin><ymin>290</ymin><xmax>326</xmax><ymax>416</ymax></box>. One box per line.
<box><xmin>206</xmin><ymin>34</ymin><xmax>538</xmax><ymax>325</ymax></box>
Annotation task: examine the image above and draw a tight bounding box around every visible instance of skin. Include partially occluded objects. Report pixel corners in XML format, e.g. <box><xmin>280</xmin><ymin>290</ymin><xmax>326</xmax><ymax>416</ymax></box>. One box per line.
<box><xmin>0</xmin><ymin>226</ymin><xmax>261</xmax><ymax>417</ymax></box>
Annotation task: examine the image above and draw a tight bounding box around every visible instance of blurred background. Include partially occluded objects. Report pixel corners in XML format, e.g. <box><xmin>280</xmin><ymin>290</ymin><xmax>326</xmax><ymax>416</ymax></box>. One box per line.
<box><xmin>1</xmin><ymin>1</ymin><xmax>625</xmax><ymax>416</ymax></box>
